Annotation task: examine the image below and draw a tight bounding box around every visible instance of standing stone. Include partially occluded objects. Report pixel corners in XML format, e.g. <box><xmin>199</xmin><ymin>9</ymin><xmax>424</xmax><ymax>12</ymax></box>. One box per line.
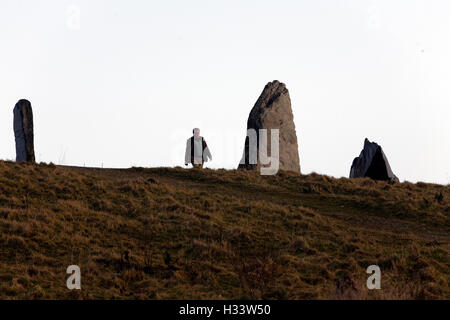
<box><xmin>13</xmin><ymin>99</ymin><xmax>35</xmax><ymax>163</ymax></box>
<box><xmin>350</xmin><ymin>138</ymin><xmax>399</xmax><ymax>182</ymax></box>
<box><xmin>238</xmin><ymin>80</ymin><xmax>301</xmax><ymax>173</ymax></box>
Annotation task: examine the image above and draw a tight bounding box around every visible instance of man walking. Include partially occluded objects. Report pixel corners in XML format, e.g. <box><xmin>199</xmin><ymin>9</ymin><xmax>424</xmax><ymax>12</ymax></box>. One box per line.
<box><xmin>185</xmin><ymin>128</ymin><xmax>212</xmax><ymax>168</ymax></box>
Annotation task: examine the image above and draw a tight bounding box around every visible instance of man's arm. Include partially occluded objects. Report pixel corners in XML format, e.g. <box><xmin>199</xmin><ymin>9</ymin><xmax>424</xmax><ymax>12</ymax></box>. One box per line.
<box><xmin>185</xmin><ymin>139</ymin><xmax>191</xmax><ymax>165</ymax></box>
<box><xmin>203</xmin><ymin>139</ymin><xmax>212</xmax><ymax>161</ymax></box>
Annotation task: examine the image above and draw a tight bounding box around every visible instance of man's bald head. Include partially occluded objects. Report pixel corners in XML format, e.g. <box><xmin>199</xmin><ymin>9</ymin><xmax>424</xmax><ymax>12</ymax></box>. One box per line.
<box><xmin>193</xmin><ymin>128</ymin><xmax>200</xmax><ymax>137</ymax></box>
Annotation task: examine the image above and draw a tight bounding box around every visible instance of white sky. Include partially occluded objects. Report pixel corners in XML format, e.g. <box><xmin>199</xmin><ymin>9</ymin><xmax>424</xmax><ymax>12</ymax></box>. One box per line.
<box><xmin>0</xmin><ymin>0</ymin><xmax>449</xmax><ymax>184</ymax></box>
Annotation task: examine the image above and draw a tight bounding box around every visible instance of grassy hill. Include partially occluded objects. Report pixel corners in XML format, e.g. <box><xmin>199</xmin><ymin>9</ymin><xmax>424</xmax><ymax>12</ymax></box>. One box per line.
<box><xmin>0</xmin><ymin>160</ymin><xmax>448</xmax><ymax>300</ymax></box>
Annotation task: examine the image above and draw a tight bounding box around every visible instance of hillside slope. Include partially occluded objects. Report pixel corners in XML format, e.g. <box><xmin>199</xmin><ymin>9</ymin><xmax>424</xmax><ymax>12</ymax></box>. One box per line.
<box><xmin>0</xmin><ymin>160</ymin><xmax>448</xmax><ymax>299</ymax></box>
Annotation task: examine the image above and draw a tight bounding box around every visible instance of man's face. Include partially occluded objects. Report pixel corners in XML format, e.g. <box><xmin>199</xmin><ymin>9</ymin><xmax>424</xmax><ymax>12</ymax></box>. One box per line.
<box><xmin>194</xmin><ymin>129</ymin><xmax>200</xmax><ymax>137</ymax></box>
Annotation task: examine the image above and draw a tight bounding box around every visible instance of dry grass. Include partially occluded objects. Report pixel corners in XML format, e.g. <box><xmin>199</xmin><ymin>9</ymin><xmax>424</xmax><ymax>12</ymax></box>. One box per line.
<box><xmin>0</xmin><ymin>160</ymin><xmax>448</xmax><ymax>299</ymax></box>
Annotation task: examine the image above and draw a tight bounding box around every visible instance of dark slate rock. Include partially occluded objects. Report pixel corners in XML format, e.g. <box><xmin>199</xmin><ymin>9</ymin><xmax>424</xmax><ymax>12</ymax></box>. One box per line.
<box><xmin>13</xmin><ymin>99</ymin><xmax>35</xmax><ymax>163</ymax></box>
<box><xmin>350</xmin><ymin>138</ymin><xmax>399</xmax><ymax>182</ymax></box>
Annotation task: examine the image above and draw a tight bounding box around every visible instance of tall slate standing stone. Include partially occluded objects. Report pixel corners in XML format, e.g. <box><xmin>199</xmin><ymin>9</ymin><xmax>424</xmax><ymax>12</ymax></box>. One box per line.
<box><xmin>350</xmin><ymin>138</ymin><xmax>399</xmax><ymax>182</ymax></box>
<box><xmin>13</xmin><ymin>99</ymin><xmax>35</xmax><ymax>163</ymax></box>
<box><xmin>238</xmin><ymin>80</ymin><xmax>301</xmax><ymax>173</ymax></box>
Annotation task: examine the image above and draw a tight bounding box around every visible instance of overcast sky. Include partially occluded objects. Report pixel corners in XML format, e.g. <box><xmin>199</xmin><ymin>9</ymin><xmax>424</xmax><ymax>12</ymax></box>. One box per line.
<box><xmin>0</xmin><ymin>0</ymin><xmax>449</xmax><ymax>184</ymax></box>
